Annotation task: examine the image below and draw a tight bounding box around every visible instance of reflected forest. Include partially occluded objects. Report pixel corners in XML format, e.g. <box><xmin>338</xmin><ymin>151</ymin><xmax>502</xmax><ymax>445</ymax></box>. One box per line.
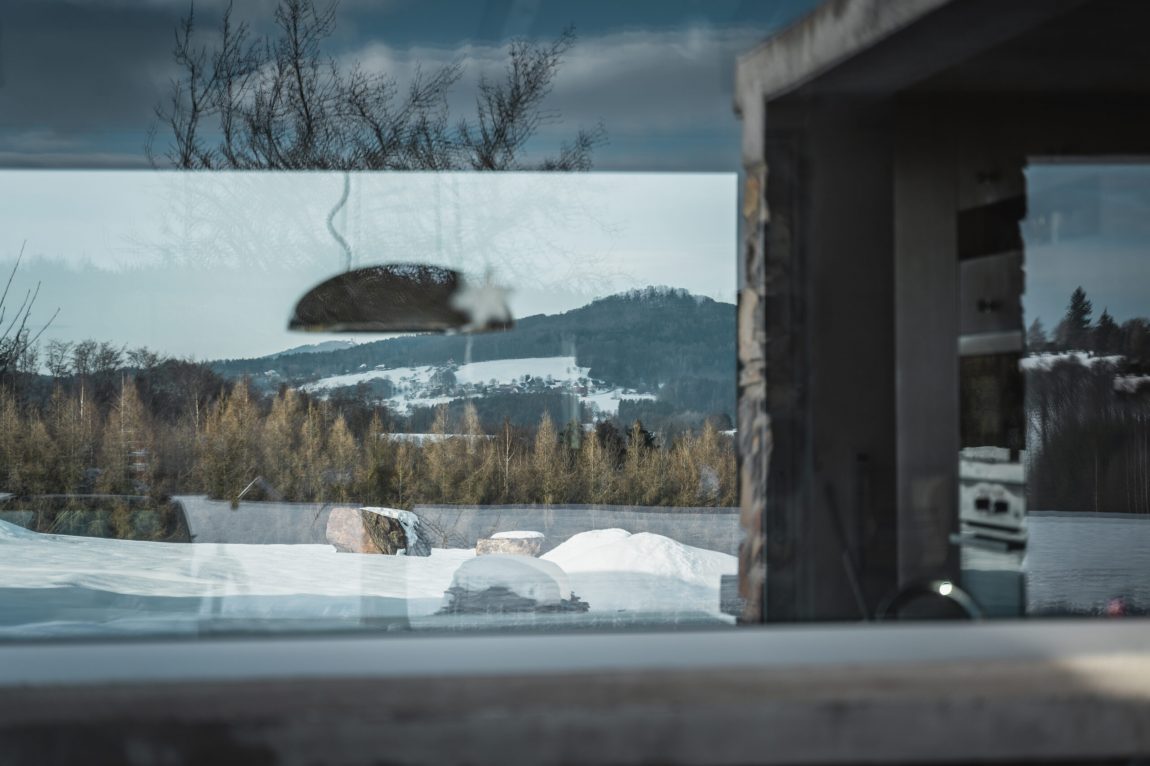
<box><xmin>1027</xmin><ymin>287</ymin><xmax>1150</xmax><ymax>515</ymax></box>
<box><xmin>0</xmin><ymin>352</ymin><xmax>736</xmax><ymax>512</ymax></box>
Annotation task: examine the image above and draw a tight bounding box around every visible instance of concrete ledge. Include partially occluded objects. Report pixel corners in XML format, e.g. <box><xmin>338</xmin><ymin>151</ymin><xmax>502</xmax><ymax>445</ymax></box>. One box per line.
<box><xmin>2</xmin><ymin>622</ymin><xmax>1150</xmax><ymax>763</ymax></box>
<box><xmin>2</xmin><ymin>652</ymin><xmax>1150</xmax><ymax>764</ymax></box>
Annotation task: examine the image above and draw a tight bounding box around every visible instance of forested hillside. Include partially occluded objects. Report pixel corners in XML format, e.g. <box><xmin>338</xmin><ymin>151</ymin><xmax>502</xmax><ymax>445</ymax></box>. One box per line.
<box><xmin>213</xmin><ymin>287</ymin><xmax>735</xmax><ymax>392</ymax></box>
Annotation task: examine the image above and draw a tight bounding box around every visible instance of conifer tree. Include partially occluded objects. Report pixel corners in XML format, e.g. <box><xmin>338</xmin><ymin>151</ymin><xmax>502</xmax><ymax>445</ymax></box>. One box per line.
<box><xmin>198</xmin><ymin>381</ymin><xmax>261</xmax><ymax>503</ymax></box>
<box><xmin>1058</xmin><ymin>287</ymin><xmax>1094</xmax><ymax>350</ymax></box>
<box><xmin>622</xmin><ymin>420</ymin><xmax>659</xmax><ymax>505</ymax></box>
<box><xmin>424</xmin><ymin>405</ymin><xmax>455</xmax><ymax>503</ymax></box>
<box><xmin>1026</xmin><ymin>318</ymin><xmax>1048</xmax><ymax>353</ymax></box>
<box><xmin>1094</xmin><ymin>308</ymin><xmax>1120</xmax><ymax>355</ymax></box>
<box><xmin>579</xmin><ymin>422</ymin><xmax>616</xmax><ymax>505</ymax></box>
<box><xmin>97</xmin><ymin>376</ymin><xmax>154</xmax><ymax>495</ymax></box>
<box><xmin>20</xmin><ymin>411</ymin><xmax>57</xmax><ymax>496</ymax></box>
<box><xmin>695</xmin><ymin>420</ymin><xmax>730</xmax><ymax>506</ymax></box>
<box><xmin>262</xmin><ymin>388</ymin><xmax>303</xmax><ymax>498</ymax></box>
<box><xmin>46</xmin><ymin>388</ymin><xmax>88</xmax><ymax>494</ymax></box>
<box><xmin>361</xmin><ymin>411</ymin><xmax>393</xmax><ymax>504</ymax></box>
<box><xmin>0</xmin><ymin>388</ymin><xmax>23</xmax><ymax>492</ymax></box>
<box><xmin>391</xmin><ymin>438</ymin><xmax>420</xmax><ymax>509</ymax></box>
<box><xmin>457</xmin><ymin>402</ymin><xmax>493</xmax><ymax>504</ymax></box>
<box><xmin>532</xmin><ymin>412</ymin><xmax>568</xmax><ymax>504</ymax></box>
<box><xmin>327</xmin><ymin>413</ymin><xmax>359</xmax><ymax>502</ymax></box>
<box><xmin>296</xmin><ymin>401</ymin><xmax>329</xmax><ymax>501</ymax></box>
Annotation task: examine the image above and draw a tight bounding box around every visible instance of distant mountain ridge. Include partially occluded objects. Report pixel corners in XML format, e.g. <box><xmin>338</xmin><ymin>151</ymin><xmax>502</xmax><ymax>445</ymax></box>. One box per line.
<box><xmin>273</xmin><ymin>340</ymin><xmax>358</xmax><ymax>357</ymax></box>
<box><xmin>210</xmin><ymin>287</ymin><xmax>736</xmax><ymax>422</ymax></box>
<box><xmin>214</xmin><ymin>287</ymin><xmax>732</xmax><ymax>384</ymax></box>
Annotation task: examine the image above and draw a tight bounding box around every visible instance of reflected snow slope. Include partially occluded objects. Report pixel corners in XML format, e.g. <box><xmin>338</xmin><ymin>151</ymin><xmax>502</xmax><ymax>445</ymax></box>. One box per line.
<box><xmin>0</xmin><ymin>521</ymin><xmax>735</xmax><ymax>638</ymax></box>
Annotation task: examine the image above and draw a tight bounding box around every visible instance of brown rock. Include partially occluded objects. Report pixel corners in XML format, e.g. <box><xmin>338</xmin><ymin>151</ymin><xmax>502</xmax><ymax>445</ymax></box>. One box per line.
<box><xmin>327</xmin><ymin>507</ymin><xmax>408</xmax><ymax>554</ymax></box>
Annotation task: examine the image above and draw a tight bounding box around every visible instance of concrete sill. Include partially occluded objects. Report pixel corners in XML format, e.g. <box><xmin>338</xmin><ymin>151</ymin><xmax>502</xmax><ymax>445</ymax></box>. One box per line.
<box><xmin>2</xmin><ymin>620</ymin><xmax>1150</xmax><ymax>765</ymax></box>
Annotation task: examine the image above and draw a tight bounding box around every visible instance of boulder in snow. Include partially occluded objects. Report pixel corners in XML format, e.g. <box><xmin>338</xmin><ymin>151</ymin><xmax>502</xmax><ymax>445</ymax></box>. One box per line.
<box><xmin>326</xmin><ymin>507</ymin><xmax>431</xmax><ymax>556</ymax></box>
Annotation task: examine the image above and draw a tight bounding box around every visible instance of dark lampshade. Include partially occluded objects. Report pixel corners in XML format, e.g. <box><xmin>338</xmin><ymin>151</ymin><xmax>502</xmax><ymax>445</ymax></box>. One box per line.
<box><xmin>288</xmin><ymin>263</ymin><xmax>513</xmax><ymax>334</ymax></box>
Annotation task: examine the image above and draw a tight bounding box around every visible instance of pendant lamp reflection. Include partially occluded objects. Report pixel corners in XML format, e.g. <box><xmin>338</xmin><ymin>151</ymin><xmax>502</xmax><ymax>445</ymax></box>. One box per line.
<box><xmin>288</xmin><ymin>173</ymin><xmax>513</xmax><ymax>334</ymax></box>
<box><xmin>289</xmin><ymin>264</ymin><xmax>513</xmax><ymax>333</ymax></box>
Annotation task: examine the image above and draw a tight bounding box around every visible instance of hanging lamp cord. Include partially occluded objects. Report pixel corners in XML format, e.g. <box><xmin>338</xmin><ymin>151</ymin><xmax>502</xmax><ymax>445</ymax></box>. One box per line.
<box><xmin>327</xmin><ymin>172</ymin><xmax>352</xmax><ymax>271</ymax></box>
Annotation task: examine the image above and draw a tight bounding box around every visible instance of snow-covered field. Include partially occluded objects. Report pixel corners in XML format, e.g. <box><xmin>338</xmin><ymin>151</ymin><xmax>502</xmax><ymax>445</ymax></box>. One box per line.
<box><xmin>581</xmin><ymin>388</ymin><xmax>657</xmax><ymax>415</ymax></box>
<box><xmin>301</xmin><ymin>355</ymin><xmax>656</xmax><ymax>416</ymax></box>
<box><xmin>300</xmin><ymin>363</ymin><xmax>438</xmax><ymax>396</ymax></box>
<box><xmin>303</xmin><ymin>356</ymin><xmax>589</xmax><ymax>395</ymax></box>
<box><xmin>0</xmin><ymin>521</ymin><xmax>735</xmax><ymax>638</ymax></box>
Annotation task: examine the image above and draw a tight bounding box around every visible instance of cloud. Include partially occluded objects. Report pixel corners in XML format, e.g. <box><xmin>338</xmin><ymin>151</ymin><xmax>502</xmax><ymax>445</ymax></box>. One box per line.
<box><xmin>345</xmin><ymin>24</ymin><xmax>762</xmax><ymax>136</ymax></box>
<box><xmin>1</xmin><ymin>2</ymin><xmax>764</xmax><ymax>171</ymax></box>
<box><xmin>0</xmin><ymin>3</ymin><xmax>177</xmax><ymax>131</ymax></box>
<box><xmin>0</xmin><ymin>151</ymin><xmax>151</xmax><ymax>168</ymax></box>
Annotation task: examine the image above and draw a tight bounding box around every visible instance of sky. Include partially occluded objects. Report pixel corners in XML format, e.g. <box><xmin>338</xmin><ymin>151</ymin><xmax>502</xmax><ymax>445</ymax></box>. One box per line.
<box><xmin>0</xmin><ymin>0</ymin><xmax>802</xmax><ymax>360</ymax></box>
<box><xmin>0</xmin><ymin>170</ymin><xmax>736</xmax><ymax>359</ymax></box>
<box><xmin>2</xmin><ymin>1</ymin><xmax>1147</xmax><ymax>355</ymax></box>
<box><xmin>1024</xmin><ymin>164</ymin><xmax>1150</xmax><ymax>332</ymax></box>
<box><xmin>0</xmin><ymin>0</ymin><xmax>819</xmax><ymax>171</ymax></box>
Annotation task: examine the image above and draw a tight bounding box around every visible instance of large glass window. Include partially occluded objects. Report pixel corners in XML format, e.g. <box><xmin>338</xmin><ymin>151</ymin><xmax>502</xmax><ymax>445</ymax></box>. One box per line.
<box><xmin>0</xmin><ymin>0</ymin><xmax>822</xmax><ymax>640</ymax></box>
<box><xmin>0</xmin><ymin>170</ymin><xmax>739</xmax><ymax>637</ymax></box>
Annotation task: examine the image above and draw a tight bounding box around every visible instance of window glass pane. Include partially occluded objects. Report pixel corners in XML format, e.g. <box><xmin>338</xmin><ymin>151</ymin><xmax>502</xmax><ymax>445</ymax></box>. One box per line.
<box><xmin>0</xmin><ymin>0</ymin><xmax>827</xmax><ymax>640</ymax></box>
<box><xmin>0</xmin><ymin>170</ymin><xmax>739</xmax><ymax>638</ymax></box>
<box><xmin>1021</xmin><ymin>162</ymin><xmax>1150</xmax><ymax>618</ymax></box>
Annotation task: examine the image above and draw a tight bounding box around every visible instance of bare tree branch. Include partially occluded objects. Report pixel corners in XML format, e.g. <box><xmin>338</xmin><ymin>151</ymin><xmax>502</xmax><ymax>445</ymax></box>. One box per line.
<box><xmin>152</xmin><ymin>1</ymin><xmax>601</xmax><ymax>173</ymax></box>
<box><xmin>0</xmin><ymin>242</ymin><xmax>59</xmax><ymax>382</ymax></box>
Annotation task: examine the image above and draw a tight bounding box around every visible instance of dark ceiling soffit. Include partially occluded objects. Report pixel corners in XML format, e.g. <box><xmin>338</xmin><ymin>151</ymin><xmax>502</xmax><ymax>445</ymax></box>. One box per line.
<box><xmin>743</xmin><ymin>0</ymin><xmax>1091</xmax><ymax>106</ymax></box>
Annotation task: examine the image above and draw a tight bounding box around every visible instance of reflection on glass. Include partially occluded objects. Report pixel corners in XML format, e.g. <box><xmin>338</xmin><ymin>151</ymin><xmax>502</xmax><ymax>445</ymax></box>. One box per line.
<box><xmin>0</xmin><ymin>170</ymin><xmax>738</xmax><ymax>639</ymax></box>
<box><xmin>1020</xmin><ymin>163</ymin><xmax>1150</xmax><ymax>618</ymax></box>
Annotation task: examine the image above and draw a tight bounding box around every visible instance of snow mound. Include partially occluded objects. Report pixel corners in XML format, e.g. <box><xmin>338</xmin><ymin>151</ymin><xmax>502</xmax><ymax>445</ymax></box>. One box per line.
<box><xmin>543</xmin><ymin>529</ymin><xmax>734</xmax><ymax>590</ymax></box>
<box><xmin>0</xmin><ymin>520</ymin><xmax>40</xmax><ymax>541</ymax></box>
<box><xmin>492</xmin><ymin>530</ymin><xmax>544</xmax><ymax>540</ymax></box>
<box><xmin>448</xmin><ymin>555</ymin><xmax>571</xmax><ymax>606</ymax></box>
<box><xmin>1115</xmin><ymin>374</ymin><xmax>1150</xmax><ymax>394</ymax></box>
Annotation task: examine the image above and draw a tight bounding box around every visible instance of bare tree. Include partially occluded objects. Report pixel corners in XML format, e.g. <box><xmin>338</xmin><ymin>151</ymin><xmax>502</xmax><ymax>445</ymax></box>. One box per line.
<box><xmin>0</xmin><ymin>243</ymin><xmax>58</xmax><ymax>382</ymax></box>
<box><xmin>93</xmin><ymin>342</ymin><xmax>125</xmax><ymax>376</ymax></box>
<box><xmin>71</xmin><ymin>340</ymin><xmax>98</xmax><ymax>379</ymax></box>
<box><xmin>45</xmin><ymin>339</ymin><xmax>73</xmax><ymax>380</ymax></box>
<box><xmin>126</xmin><ymin>347</ymin><xmax>164</xmax><ymax>372</ymax></box>
<box><xmin>151</xmin><ymin>0</ymin><xmax>602</xmax><ymax>171</ymax></box>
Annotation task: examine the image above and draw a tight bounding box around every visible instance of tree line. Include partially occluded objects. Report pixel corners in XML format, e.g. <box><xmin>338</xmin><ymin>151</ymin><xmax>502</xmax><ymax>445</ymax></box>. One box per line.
<box><xmin>0</xmin><ymin>356</ymin><xmax>735</xmax><ymax>510</ymax></box>
<box><xmin>1026</xmin><ymin>286</ymin><xmax>1150</xmax><ymax>514</ymax></box>
<box><xmin>1027</xmin><ymin>286</ymin><xmax>1150</xmax><ymax>364</ymax></box>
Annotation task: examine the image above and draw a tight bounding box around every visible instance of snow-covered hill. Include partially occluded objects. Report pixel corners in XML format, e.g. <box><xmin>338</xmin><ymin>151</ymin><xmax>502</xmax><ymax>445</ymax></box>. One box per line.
<box><xmin>301</xmin><ymin>355</ymin><xmax>654</xmax><ymax>416</ymax></box>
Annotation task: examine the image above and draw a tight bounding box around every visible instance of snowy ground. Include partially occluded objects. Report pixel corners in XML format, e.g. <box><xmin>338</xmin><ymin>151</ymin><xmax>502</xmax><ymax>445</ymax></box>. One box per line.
<box><xmin>302</xmin><ymin>356</ymin><xmax>588</xmax><ymax>395</ymax></box>
<box><xmin>300</xmin><ymin>355</ymin><xmax>655</xmax><ymax>416</ymax></box>
<box><xmin>0</xmin><ymin>521</ymin><xmax>735</xmax><ymax>639</ymax></box>
<box><xmin>1020</xmin><ymin>351</ymin><xmax>1124</xmax><ymax>371</ymax></box>
<box><xmin>581</xmin><ymin>388</ymin><xmax>657</xmax><ymax>416</ymax></box>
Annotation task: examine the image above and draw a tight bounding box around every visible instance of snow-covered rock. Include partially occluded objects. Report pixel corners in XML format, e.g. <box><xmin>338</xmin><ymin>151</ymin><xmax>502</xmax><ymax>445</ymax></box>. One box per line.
<box><xmin>476</xmin><ymin>530</ymin><xmax>545</xmax><ymax>557</ymax></box>
<box><xmin>492</xmin><ymin>531</ymin><xmax>545</xmax><ymax>540</ymax></box>
<box><xmin>326</xmin><ymin>507</ymin><xmax>431</xmax><ymax>556</ymax></box>
<box><xmin>447</xmin><ymin>555</ymin><xmax>570</xmax><ymax>605</ymax></box>
<box><xmin>439</xmin><ymin>554</ymin><xmax>590</xmax><ymax>614</ymax></box>
<box><xmin>363</xmin><ymin>507</ymin><xmax>431</xmax><ymax>556</ymax></box>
